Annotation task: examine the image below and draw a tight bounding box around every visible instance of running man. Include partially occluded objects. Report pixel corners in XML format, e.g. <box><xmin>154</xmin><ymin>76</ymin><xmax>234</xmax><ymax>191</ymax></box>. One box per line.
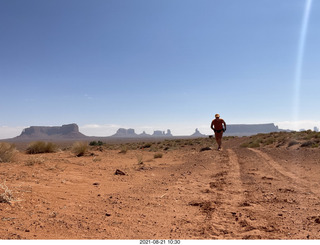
<box><xmin>210</xmin><ymin>114</ymin><xmax>227</xmax><ymax>151</ymax></box>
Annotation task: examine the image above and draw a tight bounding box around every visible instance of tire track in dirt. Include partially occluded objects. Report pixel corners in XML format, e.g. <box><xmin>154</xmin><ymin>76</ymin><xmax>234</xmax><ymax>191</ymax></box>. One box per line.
<box><xmin>186</xmin><ymin>148</ymin><xmax>250</xmax><ymax>239</ymax></box>
<box><xmin>225</xmin><ymin>149</ymin><xmax>244</xmax><ymax>206</ymax></box>
<box><xmin>237</xmin><ymin>147</ymin><xmax>320</xmax><ymax>239</ymax></box>
<box><xmin>249</xmin><ymin>148</ymin><xmax>320</xmax><ymax>197</ymax></box>
<box><xmin>209</xmin><ymin>148</ymin><xmax>281</xmax><ymax>239</ymax></box>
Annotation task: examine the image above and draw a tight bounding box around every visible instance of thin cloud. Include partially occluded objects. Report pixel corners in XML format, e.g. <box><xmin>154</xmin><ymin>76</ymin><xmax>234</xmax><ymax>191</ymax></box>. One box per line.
<box><xmin>276</xmin><ymin>120</ymin><xmax>320</xmax><ymax>131</ymax></box>
<box><xmin>0</xmin><ymin>126</ymin><xmax>26</xmax><ymax>139</ymax></box>
<box><xmin>80</xmin><ymin>124</ymin><xmax>121</xmax><ymax>136</ymax></box>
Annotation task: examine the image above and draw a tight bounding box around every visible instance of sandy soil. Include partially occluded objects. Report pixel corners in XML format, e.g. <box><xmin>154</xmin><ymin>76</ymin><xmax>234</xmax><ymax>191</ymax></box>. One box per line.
<box><xmin>1</xmin><ymin>138</ymin><xmax>320</xmax><ymax>239</ymax></box>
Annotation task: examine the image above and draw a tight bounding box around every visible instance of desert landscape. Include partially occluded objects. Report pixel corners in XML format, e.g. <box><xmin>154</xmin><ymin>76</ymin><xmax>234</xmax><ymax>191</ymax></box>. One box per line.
<box><xmin>1</xmin><ymin>131</ymin><xmax>320</xmax><ymax>240</ymax></box>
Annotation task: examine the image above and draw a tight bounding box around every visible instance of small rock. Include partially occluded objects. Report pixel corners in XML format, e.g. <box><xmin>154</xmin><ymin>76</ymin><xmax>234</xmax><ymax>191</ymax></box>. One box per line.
<box><xmin>105</xmin><ymin>213</ymin><xmax>111</xmax><ymax>217</ymax></box>
<box><xmin>114</xmin><ymin>169</ymin><xmax>126</xmax><ymax>175</ymax></box>
<box><xmin>240</xmin><ymin>202</ymin><xmax>251</xmax><ymax>207</ymax></box>
<box><xmin>93</xmin><ymin>182</ymin><xmax>100</xmax><ymax>186</ymax></box>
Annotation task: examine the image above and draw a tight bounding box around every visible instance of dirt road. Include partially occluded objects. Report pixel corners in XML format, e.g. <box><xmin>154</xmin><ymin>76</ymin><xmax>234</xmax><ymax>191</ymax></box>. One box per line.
<box><xmin>1</xmin><ymin>138</ymin><xmax>320</xmax><ymax>239</ymax></box>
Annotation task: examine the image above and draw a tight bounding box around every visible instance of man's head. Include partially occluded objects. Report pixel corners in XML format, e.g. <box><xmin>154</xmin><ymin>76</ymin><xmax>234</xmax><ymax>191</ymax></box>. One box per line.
<box><xmin>215</xmin><ymin>114</ymin><xmax>220</xmax><ymax>118</ymax></box>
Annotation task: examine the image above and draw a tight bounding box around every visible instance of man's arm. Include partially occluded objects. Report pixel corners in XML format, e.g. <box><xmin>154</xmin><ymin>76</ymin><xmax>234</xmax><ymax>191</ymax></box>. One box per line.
<box><xmin>223</xmin><ymin>120</ymin><xmax>227</xmax><ymax>131</ymax></box>
<box><xmin>210</xmin><ymin>120</ymin><xmax>214</xmax><ymax>131</ymax></box>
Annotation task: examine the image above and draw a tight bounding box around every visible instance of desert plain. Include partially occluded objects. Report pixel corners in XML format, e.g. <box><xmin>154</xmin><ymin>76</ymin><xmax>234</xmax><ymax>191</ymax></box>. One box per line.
<box><xmin>1</xmin><ymin>131</ymin><xmax>320</xmax><ymax>239</ymax></box>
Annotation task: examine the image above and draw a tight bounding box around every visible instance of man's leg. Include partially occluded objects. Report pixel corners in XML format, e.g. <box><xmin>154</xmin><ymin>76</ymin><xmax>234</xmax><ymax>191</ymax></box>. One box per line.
<box><xmin>215</xmin><ymin>132</ymin><xmax>223</xmax><ymax>150</ymax></box>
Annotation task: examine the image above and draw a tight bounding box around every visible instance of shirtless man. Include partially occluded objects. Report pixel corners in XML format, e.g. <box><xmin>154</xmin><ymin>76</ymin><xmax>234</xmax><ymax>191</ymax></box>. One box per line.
<box><xmin>210</xmin><ymin>114</ymin><xmax>227</xmax><ymax>151</ymax></box>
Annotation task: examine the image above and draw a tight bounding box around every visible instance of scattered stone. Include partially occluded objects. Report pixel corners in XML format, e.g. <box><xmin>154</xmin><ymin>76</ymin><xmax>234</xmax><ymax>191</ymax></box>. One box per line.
<box><xmin>240</xmin><ymin>202</ymin><xmax>251</xmax><ymax>207</ymax></box>
<box><xmin>188</xmin><ymin>201</ymin><xmax>203</xmax><ymax>207</ymax></box>
<box><xmin>93</xmin><ymin>182</ymin><xmax>100</xmax><ymax>186</ymax></box>
<box><xmin>315</xmin><ymin>217</ymin><xmax>320</xmax><ymax>224</ymax></box>
<box><xmin>200</xmin><ymin>147</ymin><xmax>212</xmax><ymax>152</ymax></box>
<box><xmin>114</xmin><ymin>169</ymin><xmax>126</xmax><ymax>175</ymax></box>
<box><xmin>105</xmin><ymin>213</ymin><xmax>111</xmax><ymax>217</ymax></box>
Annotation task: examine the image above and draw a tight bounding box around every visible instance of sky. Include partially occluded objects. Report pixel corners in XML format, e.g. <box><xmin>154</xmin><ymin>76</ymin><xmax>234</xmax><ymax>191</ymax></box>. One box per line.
<box><xmin>1</xmin><ymin>0</ymin><xmax>320</xmax><ymax>139</ymax></box>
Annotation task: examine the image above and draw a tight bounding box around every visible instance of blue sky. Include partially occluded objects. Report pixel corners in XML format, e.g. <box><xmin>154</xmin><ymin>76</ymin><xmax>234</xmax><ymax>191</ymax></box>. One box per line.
<box><xmin>1</xmin><ymin>0</ymin><xmax>320</xmax><ymax>138</ymax></box>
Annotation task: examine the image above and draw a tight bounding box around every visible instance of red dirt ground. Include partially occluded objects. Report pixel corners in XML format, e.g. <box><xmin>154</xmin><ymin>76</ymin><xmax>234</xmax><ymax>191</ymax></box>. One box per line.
<box><xmin>1</xmin><ymin>137</ymin><xmax>320</xmax><ymax>239</ymax></box>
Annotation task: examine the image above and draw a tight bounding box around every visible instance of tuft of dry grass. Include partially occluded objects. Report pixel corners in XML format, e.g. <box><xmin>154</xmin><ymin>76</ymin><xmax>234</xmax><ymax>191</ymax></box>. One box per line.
<box><xmin>0</xmin><ymin>142</ymin><xmax>18</xmax><ymax>163</ymax></box>
<box><xmin>26</xmin><ymin>141</ymin><xmax>58</xmax><ymax>154</ymax></box>
<box><xmin>136</xmin><ymin>154</ymin><xmax>144</xmax><ymax>165</ymax></box>
<box><xmin>25</xmin><ymin>156</ymin><xmax>45</xmax><ymax>166</ymax></box>
<box><xmin>72</xmin><ymin>142</ymin><xmax>88</xmax><ymax>157</ymax></box>
<box><xmin>154</xmin><ymin>153</ymin><xmax>163</xmax><ymax>159</ymax></box>
<box><xmin>0</xmin><ymin>181</ymin><xmax>14</xmax><ymax>204</ymax></box>
<box><xmin>119</xmin><ymin>145</ymin><xmax>128</xmax><ymax>154</ymax></box>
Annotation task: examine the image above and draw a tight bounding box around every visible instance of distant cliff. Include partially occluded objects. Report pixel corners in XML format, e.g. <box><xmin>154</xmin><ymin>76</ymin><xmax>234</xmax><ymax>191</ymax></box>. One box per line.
<box><xmin>13</xmin><ymin>123</ymin><xmax>86</xmax><ymax>141</ymax></box>
<box><xmin>224</xmin><ymin>123</ymin><xmax>280</xmax><ymax>136</ymax></box>
<box><xmin>152</xmin><ymin>129</ymin><xmax>172</xmax><ymax>137</ymax></box>
<box><xmin>111</xmin><ymin>128</ymin><xmax>173</xmax><ymax>138</ymax></box>
<box><xmin>111</xmin><ymin>128</ymin><xmax>138</xmax><ymax>137</ymax></box>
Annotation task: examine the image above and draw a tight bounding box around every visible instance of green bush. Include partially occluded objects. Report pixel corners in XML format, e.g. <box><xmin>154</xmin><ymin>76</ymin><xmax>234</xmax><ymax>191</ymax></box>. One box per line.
<box><xmin>89</xmin><ymin>141</ymin><xmax>104</xmax><ymax>146</ymax></box>
<box><xmin>26</xmin><ymin>141</ymin><xmax>58</xmax><ymax>154</ymax></box>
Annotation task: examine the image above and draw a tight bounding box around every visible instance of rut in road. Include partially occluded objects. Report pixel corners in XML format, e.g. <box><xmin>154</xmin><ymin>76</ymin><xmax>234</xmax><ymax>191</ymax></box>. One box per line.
<box><xmin>182</xmin><ymin>148</ymin><xmax>251</xmax><ymax>239</ymax></box>
<box><xmin>249</xmin><ymin>148</ymin><xmax>320</xmax><ymax>197</ymax></box>
<box><xmin>237</xmin><ymin>147</ymin><xmax>320</xmax><ymax>239</ymax></box>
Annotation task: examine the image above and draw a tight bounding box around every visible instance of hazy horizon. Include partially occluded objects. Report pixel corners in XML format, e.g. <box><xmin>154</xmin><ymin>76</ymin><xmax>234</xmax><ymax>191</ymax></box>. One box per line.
<box><xmin>1</xmin><ymin>120</ymin><xmax>320</xmax><ymax>140</ymax></box>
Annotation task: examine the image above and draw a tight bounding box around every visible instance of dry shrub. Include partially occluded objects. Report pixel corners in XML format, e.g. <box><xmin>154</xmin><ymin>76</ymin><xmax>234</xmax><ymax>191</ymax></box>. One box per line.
<box><xmin>26</xmin><ymin>141</ymin><xmax>58</xmax><ymax>154</ymax></box>
<box><xmin>72</xmin><ymin>142</ymin><xmax>88</xmax><ymax>157</ymax></box>
<box><xmin>288</xmin><ymin>140</ymin><xmax>299</xmax><ymax>147</ymax></box>
<box><xmin>240</xmin><ymin>140</ymin><xmax>260</xmax><ymax>148</ymax></box>
<box><xmin>0</xmin><ymin>181</ymin><xmax>14</xmax><ymax>203</ymax></box>
<box><xmin>0</xmin><ymin>142</ymin><xmax>18</xmax><ymax>163</ymax></box>
<box><xmin>136</xmin><ymin>154</ymin><xmax>143</xmax><ymax>165</ymax></box>
<box><xmin>25</xmin><ymin>156</ymin><xmax>45</xmax><ymax>166</ymax></box>
<box><xmin>119</xmin><ymin>145</ymin><xmax>128</xmax><ymax>154</ymax></box>
<box><xmin>301</xmin><ymin>141</ymin><xmax>315</xmax><ymax>147</ymax></box>
<box><xmin>154</xmin><ymin>153</ymin><xmax>163</xmax><ymax>159</ymax></box>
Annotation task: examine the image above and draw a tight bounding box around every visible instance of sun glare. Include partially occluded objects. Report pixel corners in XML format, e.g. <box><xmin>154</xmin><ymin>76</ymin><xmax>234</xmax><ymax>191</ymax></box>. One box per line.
<box><xmin>293</xmin><ymin>0</ymin><xmax>313</xmax><ymax>128</ymax></box>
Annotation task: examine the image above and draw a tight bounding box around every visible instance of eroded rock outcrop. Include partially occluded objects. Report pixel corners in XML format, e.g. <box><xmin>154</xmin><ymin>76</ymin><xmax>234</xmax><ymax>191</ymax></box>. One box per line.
<box><xmin>15</xmin><ymin>123</ymin><xmax>86</xmax><ymax>140</ymax></box>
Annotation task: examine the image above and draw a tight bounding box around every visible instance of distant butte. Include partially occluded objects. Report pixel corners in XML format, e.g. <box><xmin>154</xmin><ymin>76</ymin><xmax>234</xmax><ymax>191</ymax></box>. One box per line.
<box><xmin>11</xmin><ymin>123</ymin><xmax>87</xmax><ymax>141</ymax></box>
<box><xmin>111</xmin><ymin>128</ymin><xmax>173</xmax><ymax>138</ymax></box>
<box><xmin>2</xmin><ymin>123</ymin><xmax>285</xmax><ymax>142</ymax></box>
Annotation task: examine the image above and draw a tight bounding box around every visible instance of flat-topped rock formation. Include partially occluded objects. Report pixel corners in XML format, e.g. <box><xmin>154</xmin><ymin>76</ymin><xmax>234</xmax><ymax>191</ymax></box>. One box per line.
<box><xmin>224</xmin><ymin>123</ymin><xmax>280</xmax><ymax>136</ymax></box>
<box><xmin>11</xmin><ymin>123</ymin><xmax>87</xmax><ymax>141</ymax></box>
<box><xmin>111</xmin><ymin>128</ymin><xmax>138</xmax><ymax>137</ymax></box>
